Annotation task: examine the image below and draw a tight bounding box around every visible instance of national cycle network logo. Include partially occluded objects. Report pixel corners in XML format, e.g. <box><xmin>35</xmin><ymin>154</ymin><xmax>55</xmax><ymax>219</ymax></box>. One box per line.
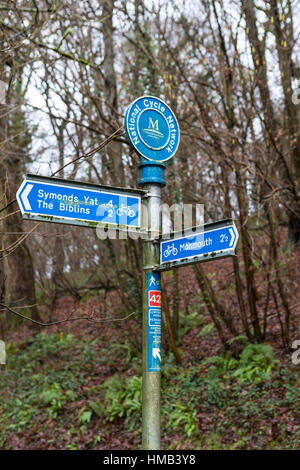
<box><xmin>124</xmin><ymin>96</ymin><xmax>180</xmax><ymax>162</ymax></box>
<box><xmin>144</xmin><ymin>117</ymin><xmax>164</xmax><ymax>140</ymax></box>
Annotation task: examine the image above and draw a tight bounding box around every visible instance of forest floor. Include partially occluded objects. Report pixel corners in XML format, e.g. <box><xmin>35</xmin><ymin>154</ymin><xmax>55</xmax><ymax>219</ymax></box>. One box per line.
<box><xmin>0</xmin><ymin>237</ymin><xmax>300</xmax><ymax>450</ymax></box>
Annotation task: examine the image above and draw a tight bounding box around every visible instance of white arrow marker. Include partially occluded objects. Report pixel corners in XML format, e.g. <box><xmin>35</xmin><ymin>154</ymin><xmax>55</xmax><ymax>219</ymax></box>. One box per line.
<box><xmin>153</xmin><ymin>348</ymin><xmax>161</xmax><ymax>362</ymax></box>
<box><xmin>229</xmin><ymin>227</ymin><xmax>235</xmax><ymax>247</ymax></box>
<box><xmin>21</xmin><ymin>184</ymin><xmax>33</xmax><ymax>211</ymax></box>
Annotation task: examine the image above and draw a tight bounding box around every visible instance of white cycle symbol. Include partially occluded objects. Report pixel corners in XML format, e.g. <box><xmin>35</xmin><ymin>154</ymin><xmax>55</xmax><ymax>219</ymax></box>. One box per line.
<box><xmin>116</xmin><ymin>204</ymin><xmax>135</xmax><ymax>218</ymax></box>
<box><xmin>163</xmin><ymin>243</ymin><xmax>178</xmax><ymax>258</ymax></box>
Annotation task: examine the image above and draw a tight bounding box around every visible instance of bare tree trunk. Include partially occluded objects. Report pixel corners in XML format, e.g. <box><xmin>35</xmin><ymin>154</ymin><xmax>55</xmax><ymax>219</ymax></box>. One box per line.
<box><xmin>0</xmin><ymin>42</ymin><xmax>40</xmax><ymax>332</ymax></box>
<box><xmin>269</xmin><ymin>0</ymin><xmax>300</xmax><ymax>244</ymax></box>
<box><xmin>102</xmin><ymin>0</ymin><xmax>125</xmax><ymax>186</ymax></box>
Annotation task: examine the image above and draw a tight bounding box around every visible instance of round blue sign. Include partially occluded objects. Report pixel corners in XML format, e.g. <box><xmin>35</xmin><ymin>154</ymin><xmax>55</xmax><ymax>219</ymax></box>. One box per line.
<box><xmin>124</xmin><ymin>96</ymin><xmax>180</xmax><ymax>162</ymax></box>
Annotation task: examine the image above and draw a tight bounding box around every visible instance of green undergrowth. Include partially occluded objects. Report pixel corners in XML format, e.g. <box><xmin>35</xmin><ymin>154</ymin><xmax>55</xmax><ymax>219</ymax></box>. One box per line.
<box><xmin>0</xmin><ymin>331</ymin><xmax>299</xmax><ymax>449</ymax></box>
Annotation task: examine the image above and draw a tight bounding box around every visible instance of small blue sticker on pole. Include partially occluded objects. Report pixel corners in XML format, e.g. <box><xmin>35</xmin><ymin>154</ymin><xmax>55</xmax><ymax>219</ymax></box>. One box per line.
<box><xmin>124</xmin><ymin>96</ymin><xmax>180</xmax><ymax>162</ymax></box>
<box><xmin>147</xmin><ymin>272</ymin><xmax>161</xmax><ymax>371</ymax></box>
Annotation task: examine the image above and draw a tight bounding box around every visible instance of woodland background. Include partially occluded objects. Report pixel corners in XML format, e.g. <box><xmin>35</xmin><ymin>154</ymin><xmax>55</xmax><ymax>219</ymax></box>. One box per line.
<box><xmin>0</xmin><ymin>0</ymin><xmax>300</xmax><ymax>450</ymax></box>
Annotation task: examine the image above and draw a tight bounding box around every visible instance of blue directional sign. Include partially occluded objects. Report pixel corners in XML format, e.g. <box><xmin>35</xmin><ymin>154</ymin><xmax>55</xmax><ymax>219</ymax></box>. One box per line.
<box><xmin>16</xmin><ymin>175</ymin><xmax>145</xmax><ymax>230</ymax></box>
<box><xmin>160</xmin><ymin>221</ymin><xmax>239</xmax><ymax>268</ymax></box>
<box><xmin>147</xmin><ymin>272</ymin><xmax>161</xmax><ymax>372</ymax></box>
<box><xmin>124</xmin><ymin>96</ymin><xmax>180</xmax><ymax>162</ymax></box>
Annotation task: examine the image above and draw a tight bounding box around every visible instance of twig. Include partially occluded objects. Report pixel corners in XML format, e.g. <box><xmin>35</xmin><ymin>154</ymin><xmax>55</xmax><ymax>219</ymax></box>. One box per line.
<box><xmin>0</xmin><ymin>302</ymin><xmax>136</xmax><ymax>326</ymax></box>
<box><xmin>0</xmin><ymin>127</ymin><xmax>125</xmax><ymax>215</ymax></box>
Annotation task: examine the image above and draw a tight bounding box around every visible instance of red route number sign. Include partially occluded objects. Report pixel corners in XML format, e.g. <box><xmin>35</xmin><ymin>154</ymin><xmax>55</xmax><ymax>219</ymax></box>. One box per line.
<box><xmin>148</xmin><ymin>290</ymin><xmax>161</xmax><ymax>307</ymax></box>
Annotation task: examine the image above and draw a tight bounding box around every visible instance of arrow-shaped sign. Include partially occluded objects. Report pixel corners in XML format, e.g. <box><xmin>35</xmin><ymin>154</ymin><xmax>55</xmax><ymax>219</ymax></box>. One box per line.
<box><xmin>16</xmin><ymin>174</ymin><xmax>146</xmax><ymax>230</ymax></box>
<box><xmin>21</xmin><ymin>183</ymin><xmax>33</xmax><ymax>211</ymax></box>
<box><xmin>152</xmin><ymin>348</ymin><xmax>161</xmax><ymax>362</ymax></box>
<box><xmin>229</xmin><ymin>227</ymin><xmax>235</xmax><ymax>247</ymax></box>
<box><xmin>160</xmin><ymin>220</ymin><xmax>239</xmax><ymax>269</ymax></box>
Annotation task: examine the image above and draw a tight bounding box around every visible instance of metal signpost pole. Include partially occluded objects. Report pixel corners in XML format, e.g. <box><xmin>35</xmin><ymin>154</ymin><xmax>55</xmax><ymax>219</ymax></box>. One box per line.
<box><xmin>139</xmin><ymin>160</ymin><xmax>166</xmax><ymax>449</ymax></box>
<box><xmin>141</xmin><ymin>181</ymin><xmax>162</xmax><ymax>450</ymax></box>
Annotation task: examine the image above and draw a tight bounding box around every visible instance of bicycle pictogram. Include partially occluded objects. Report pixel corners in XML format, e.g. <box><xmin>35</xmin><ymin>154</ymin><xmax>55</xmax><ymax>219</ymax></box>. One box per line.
<box><xmin>116</xmin><ymin>204</ymin><xmax>136</xmax><ymax>218</ymax></box>
<box><xmin>163</xmin><ymin>243</ymin><xmax>178</xmax><ymax>258</ymax></box>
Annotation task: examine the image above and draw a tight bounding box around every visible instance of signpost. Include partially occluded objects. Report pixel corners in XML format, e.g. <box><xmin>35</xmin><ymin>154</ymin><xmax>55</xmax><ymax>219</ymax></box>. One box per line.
<box><xmin>16</xmin><ymin>174</ymin><xmax>145</xmax><ymax>231</ymax></box>
<box><xmin>125</xmin><ymin>95</ymin><xmax>180</xmax><ymax>450</ymax></box>
<box><xmin>160</xmin><ymin>220</ymin><xmax>238</xmax><ymax>270</ymax></box>
<box><xmin>16</xmin><ymin>94</ymin><xmax>239</xmax><ymax>450</ymax></box>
